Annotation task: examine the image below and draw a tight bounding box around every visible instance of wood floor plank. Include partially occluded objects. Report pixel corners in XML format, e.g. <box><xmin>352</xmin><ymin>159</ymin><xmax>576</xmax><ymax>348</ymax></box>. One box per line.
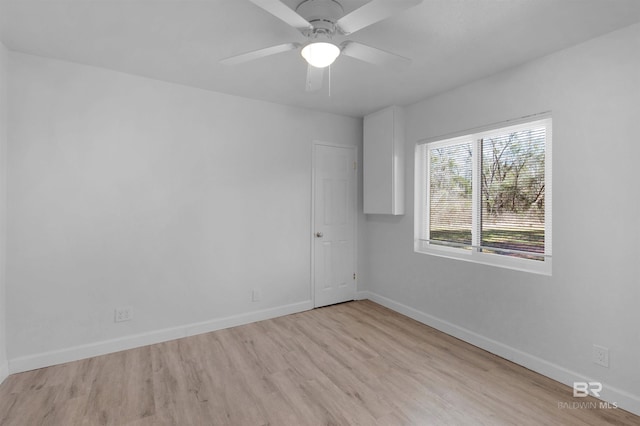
<box><xmin>1</xmin><ymin>300</ymin><xmax>638</xmax><ymax>425</ymax></box>
<box><xmin>80</xmin><ymin>347</ymin><xmax>154</xmax><ymax>425</ymax></box>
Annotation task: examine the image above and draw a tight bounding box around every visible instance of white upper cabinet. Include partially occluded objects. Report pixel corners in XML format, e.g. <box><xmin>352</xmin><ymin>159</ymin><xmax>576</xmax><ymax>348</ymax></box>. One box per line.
<box><xmin>363</xmin><ymin>106</ymin><xmax>405</xmax><ymax>215</ymax></box>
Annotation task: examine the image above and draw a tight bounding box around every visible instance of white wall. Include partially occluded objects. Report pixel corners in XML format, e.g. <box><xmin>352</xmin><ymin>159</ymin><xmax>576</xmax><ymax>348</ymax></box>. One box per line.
<box><xmin>6</xmin><ymin>52</ymin><xmax>362</xmax><ymax>369</ymax></box>
<box><xmin>363</xmin><ymin>23</ymin><xmax>640</xmax><ymax>414</ymax></box>
<box><xmin>0</xmin><ymin>41</ymin><xmax>8</xmax><ymax>383</ymax></box>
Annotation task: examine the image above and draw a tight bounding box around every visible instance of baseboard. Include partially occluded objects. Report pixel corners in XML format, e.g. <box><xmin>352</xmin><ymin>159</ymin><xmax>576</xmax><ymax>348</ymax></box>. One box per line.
<box><xmin>9</xmin><ymin>300</ymin><xmax>313</xmax><ymax>375</ymax></box>
<box><xmin>0</xmin><ymin>360</ymin><xmax>8</xmax><ymax>385</ymax></box>
<box><xmin>362</xmin><ymin>291</ymin><xmax>640</xmax><ymax>417</ymax></box>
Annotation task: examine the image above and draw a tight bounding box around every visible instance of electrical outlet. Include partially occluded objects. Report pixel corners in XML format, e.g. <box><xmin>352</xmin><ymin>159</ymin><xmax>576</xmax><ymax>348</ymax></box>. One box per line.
<box><xmin>593</xmin><ymin>344</ymin><xmax>609</xmax><ymax>368</ymax></box>
<box><xmin>252</xmin><ymin>289</ymin><xmax>261</xmax><ymax>302</ymax></box>
<box><xmin>114</xmin><ymin>306</ymin><xmax>133</xmax><ymax>322</ymax></box>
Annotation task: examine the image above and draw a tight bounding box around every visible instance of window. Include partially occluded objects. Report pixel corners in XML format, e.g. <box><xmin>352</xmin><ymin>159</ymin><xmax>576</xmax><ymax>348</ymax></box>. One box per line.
<box><xmin>414</xmin><ymin>115</ymin><xmax>552</xmax><ymax>274</ymax></box>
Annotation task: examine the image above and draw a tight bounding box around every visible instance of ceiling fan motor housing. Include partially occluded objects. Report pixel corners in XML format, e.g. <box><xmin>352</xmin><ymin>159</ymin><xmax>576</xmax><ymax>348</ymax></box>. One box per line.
<box><xmin>296</xmin><ymin>0</ymin><xmax>344</xmax><ymax>37</ymax></box>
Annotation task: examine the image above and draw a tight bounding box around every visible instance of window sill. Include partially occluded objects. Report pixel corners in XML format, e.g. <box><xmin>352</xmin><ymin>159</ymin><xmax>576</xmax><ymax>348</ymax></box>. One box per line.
<box><xmin>414</xmin><ymin>240</ymin><xmax>552</xmax><ymax>276</ymax></box>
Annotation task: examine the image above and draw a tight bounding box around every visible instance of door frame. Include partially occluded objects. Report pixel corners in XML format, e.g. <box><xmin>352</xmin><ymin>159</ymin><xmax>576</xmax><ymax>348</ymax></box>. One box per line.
<box><xmin>310</xmin><ymin>141</ymin><xmax>358</xmax><ymax>308</ymax></box>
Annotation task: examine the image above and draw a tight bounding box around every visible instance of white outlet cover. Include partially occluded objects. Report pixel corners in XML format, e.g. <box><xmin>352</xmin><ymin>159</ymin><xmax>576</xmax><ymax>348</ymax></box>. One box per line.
<box><xmin>115</xmin><ymin>306</ymin><xmax>134</xmax><ymax>322</ymax></box>
<box><xmin>593</xmin><ymin>344</ymin><xmax>609</xmax><ymax>368</ymax></box>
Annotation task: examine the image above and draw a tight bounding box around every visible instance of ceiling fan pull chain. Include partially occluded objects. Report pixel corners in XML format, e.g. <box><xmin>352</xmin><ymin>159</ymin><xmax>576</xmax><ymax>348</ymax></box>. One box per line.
<box><xmin>328</xmin><ymin>64</ymin><xmax>331</xmax><ymax>97</ymax></box>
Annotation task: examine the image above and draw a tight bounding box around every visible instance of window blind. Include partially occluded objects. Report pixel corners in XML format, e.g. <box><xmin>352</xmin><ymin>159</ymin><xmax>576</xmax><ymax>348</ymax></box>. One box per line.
<box><xmin>428</xmin><ymin>141</ymin><xmax>473</xmax><ymax>247</ymax></box>
<box><xmin>480</xmin><ymin>127</ymin><xmax>546</xmax><ymax>260</ymax></box>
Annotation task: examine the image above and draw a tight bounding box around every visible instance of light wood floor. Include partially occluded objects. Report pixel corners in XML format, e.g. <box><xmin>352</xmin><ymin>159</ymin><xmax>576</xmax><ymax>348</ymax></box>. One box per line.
<box><xmin>0</xmin><ymin>300</ymin><xmax>638</xmax><ymax>425</ymax></box>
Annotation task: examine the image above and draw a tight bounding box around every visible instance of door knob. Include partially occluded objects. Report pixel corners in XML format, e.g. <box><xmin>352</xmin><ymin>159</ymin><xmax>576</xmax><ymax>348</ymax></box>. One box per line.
<box><xmin>315</xmin><ymin>232</ymin><xmax>323</xmax><ymax>238</ymax></box>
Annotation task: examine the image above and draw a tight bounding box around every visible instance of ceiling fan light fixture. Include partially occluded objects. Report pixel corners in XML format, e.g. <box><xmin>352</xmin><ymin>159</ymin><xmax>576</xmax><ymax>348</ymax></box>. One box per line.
<box><xmin>301</xmin><ymin>42</ymin><xmax>340</xmax><ymax>68</ymax></box>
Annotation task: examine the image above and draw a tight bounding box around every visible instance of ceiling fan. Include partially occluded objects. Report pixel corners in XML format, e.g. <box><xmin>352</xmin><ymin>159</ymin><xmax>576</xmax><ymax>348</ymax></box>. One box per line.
<box><xmin>221</xmin><ymin>0</ymin><xmax>423</xmax><ymax>91</ymax></box>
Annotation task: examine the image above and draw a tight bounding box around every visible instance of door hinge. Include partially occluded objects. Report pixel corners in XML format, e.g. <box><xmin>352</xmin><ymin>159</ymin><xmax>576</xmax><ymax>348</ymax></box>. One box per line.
<box><xmin>353</xmin><ymin>273</ymin><xmax>356</xmax><ymax>280</ymax></box>
<box><xmin>353</xmin><ymin>161</ymin><xmax>357</xmax><ymax>170</ymax></box>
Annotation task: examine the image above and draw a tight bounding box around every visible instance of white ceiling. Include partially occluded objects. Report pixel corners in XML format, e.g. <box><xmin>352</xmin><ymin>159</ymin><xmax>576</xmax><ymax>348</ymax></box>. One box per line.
<box><xmin>1</xmin><ymin>0</ymin><xmax>639</xmax><ymax>117</ymax></box>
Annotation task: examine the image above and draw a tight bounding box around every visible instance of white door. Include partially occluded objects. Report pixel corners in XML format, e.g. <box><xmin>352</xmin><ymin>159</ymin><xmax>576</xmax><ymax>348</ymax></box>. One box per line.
<box><xmin>313</xmin><ymin>143</ymin><xmax>357</xmax><ymax>308</ymax></box>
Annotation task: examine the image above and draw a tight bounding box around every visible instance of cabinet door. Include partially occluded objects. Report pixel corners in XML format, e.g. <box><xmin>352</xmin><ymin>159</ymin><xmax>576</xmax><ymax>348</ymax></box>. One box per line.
<box><xmin>363</xmin><ymin>106</ymin><xmax>404</xmax><ymax>215</ymax></box>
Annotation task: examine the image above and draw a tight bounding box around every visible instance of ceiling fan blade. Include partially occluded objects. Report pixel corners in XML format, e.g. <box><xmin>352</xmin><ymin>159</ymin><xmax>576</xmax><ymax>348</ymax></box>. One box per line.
<box><xmin>221</xmin><ymin>42</ymin><xmax>299</xmax><ymax>66</ymax></box>
<box><xmin>337</xmin><ymin>0</ymin><xmax>422</xmax><ymax>35</ymax></box>
<box><xmin>340</xmin><ymin>41</ymin><xmax>411</xmax><ymax>70</ymax></box>
<box><xmin>249</xmin><ymin>0</ymin><xmax>313</xmax><ymax>31</ymax></box>
<box><xmin>306</xmin><ymin>65</ymin><xmax>324</xmax><ymax>92</ymax></box>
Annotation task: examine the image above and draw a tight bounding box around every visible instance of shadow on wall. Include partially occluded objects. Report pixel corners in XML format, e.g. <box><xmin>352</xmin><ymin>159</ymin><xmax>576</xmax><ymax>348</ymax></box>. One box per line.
<box><xmin>364</xmin><ymin>214</ymin><xmax>405</xmax><ymax>225</ymax></box>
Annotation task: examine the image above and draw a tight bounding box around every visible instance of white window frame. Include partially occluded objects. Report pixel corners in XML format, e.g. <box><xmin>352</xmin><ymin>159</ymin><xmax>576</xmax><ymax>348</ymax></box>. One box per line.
<box><xmin>414</xmin><ymin>114</ymin><xmax>552</xmax><ymax>275</ymax></box>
